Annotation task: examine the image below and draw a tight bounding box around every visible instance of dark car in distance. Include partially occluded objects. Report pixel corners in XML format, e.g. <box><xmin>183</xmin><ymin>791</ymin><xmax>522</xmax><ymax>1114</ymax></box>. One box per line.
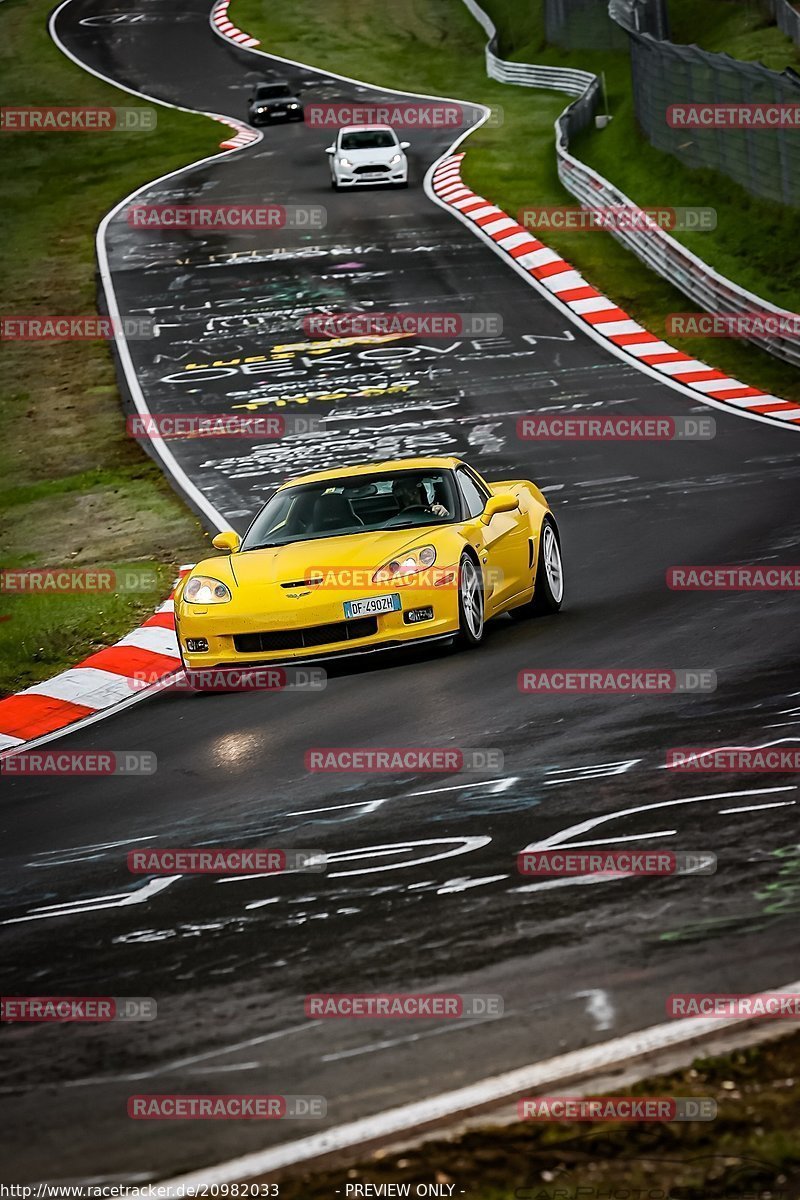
<box><xmin>247</xmin><ymin>81</ymin><xmax>304</xmax><ymax>125</ymax></box>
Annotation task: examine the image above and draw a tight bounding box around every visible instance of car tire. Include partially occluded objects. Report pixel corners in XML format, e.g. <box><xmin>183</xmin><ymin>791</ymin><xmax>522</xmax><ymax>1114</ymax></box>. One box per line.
<box><xmin>176</xmin><ymin>635</ymin><xmax>189</xmax><ymax>676</ymax></box>
<box><xmin>510</xmin><ymin>516</ymin><xmax>563</xmax><ymax>619</ymax></box>
<box><xmin>456</xmin><ymin>552</ymin><xmax>485</xmax><ymax>648</ymax></box>
<box><xmin>331</xmin><ymin>179</ymin><xmax>340</xmax><ymax>191</ymax></box>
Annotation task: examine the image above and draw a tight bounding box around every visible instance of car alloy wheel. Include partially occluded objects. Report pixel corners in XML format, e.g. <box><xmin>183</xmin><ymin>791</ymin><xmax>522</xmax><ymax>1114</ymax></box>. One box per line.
<box><xmin>458</xmin><ymin>554</ymin><xmax>484</xmax><ymax>646</ymax></box>
<box><xmin>510</xmin><ymin>516</ymin><xmax>564</xmax><ymax>620</ymax></box>
<box><xmin>542</xmin><ymin>522</ymin><xmax>563</xmax><ymax>604</ymax></box>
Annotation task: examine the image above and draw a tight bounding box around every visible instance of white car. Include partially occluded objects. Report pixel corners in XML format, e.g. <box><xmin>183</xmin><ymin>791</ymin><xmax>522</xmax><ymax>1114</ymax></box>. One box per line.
<box><xmin>325</xmin><ymin>125</ymin><xmax>409</xmax><ymax>190</ymax></box>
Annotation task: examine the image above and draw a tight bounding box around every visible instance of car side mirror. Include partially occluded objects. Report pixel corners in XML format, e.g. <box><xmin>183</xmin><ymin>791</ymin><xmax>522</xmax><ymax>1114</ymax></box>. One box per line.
<box><xmin>400</xmin><ymin>141</ymin><xmax>410</xmax><ymax>149</ymax></box>
<box><xmin>212</xmin><ymin>530</ymin><xmax>241</xmax><ymax>553</ymax></box>
<box><xmin>480</xmin><ymin>493</ymin><xmax>518</xmax><ymax>524</ymax></box>
<box><xmin>325</xmin><ymin>144</ymin><xmax>336</xmax><ymax>154</ymax></box>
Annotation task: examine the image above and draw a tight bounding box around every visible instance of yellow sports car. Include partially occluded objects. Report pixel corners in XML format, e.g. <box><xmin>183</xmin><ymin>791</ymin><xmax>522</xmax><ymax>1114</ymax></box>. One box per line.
<box><xmin>174</xmin><ymin>456</ymin><xmax>563</xmax><ymax>669</ymax></box>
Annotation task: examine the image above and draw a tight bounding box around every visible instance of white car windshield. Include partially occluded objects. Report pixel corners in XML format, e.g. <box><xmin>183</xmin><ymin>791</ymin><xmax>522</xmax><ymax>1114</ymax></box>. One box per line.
<box><xmin>241</xmin><ymin>470</ymin><xmax>458</xmax><ymax>549</ymax></box>
<box><xmin>340</xmin><ymin>131</ymin><xmax>397</xmax><ymax>150</ymax></box>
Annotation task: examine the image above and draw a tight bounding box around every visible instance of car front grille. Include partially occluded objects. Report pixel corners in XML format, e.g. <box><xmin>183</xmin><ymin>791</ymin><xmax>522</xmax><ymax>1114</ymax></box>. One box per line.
<box><xmin>233</xmin><ymin>616</ymin><xmax>378</xmax><ymax>654</ymax></box>
<box><xmin>353</xmin><ymin>164</ymin><xmax>389</xmax><ymax>175</ymax></box>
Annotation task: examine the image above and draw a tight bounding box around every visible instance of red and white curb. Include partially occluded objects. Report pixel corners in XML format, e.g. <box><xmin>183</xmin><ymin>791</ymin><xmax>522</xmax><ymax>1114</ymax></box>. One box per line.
<box><xmin>208</xmin><ymin>1</ymin><xmax>261</xmax><ymax>147</ymax></box>
<box><xmin>211</xmin><ymin>0</ymin><xmax>260</xmax><ymax>49</ymax></box>
<box><xmin>0</xmin><ymin>569</ymin><xmax>192</xmax><ymax>754</ymax></box>
<box><xmin>215</xmin><ymin>115</ymin><xmax>260</xmax><ymax>150</ymax></box>
<box><xmin>431</xmin><ymin>155</ymin><xmax>800</xmax><ymax>428</ymax></box>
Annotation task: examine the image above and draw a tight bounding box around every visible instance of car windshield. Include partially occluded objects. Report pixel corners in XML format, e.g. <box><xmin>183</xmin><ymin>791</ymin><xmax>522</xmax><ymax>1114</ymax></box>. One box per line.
<box><xmin>340</xmin><ymin>131</ymin><xmax>397</xmax><ymax>150</ymax></box>
<box><xmin>256</xmin><ymin>84</ymin><xmax>292</xmax><ymax>99</ymax></box>
<box><xmin>241</xmin><ymin>470</ymin><xmax>459</xmax><ymax>550</ymax></box>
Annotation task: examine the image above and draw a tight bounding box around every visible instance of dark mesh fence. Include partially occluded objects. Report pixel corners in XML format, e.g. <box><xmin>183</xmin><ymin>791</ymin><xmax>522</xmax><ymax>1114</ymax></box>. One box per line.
<box><xmin>545</xmin><ymin>0</ymin><xmax>629</xmax><ymax>48</ymax></box>
<box><xmin>465</xmin><ymin>0</ymin><xmax>800</xmax><ymax>365</ymax></box>
<box><xmin>628</xmin><ymin>32</ymin><xmax>800</xmax><ymax>207</ymax></box>
<box><xmin>609</xmin><ymin>0</ymin><xmax>670</xmax><ymax>39</ymax></box>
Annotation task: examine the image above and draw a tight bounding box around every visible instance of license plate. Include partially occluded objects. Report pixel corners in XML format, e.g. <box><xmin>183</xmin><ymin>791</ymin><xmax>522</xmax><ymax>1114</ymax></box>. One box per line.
<box><xmin>344</xmin><ymin>594</ymin><xmax>401</xmax><ymax>619</ymax></box>
<box><xmin>362</xmin><ymin>172</ymin><xmax>384</xmax><ymax>179</ymax></box>
<box><xmin>271</xmin><ymin>109</ymin><xmax>286</xmax><ymax>116</ymax></box>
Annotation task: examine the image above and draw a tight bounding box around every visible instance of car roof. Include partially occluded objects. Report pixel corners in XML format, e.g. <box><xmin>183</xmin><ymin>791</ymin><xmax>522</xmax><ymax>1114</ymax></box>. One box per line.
<box><xmin>338</xmin><ymin>124</ymin><xmax>396</xmax><ymax>133</ymax></box>
<box><xmin>280</xmin><ymin>457</ymin><xmax>464</xmax><ymax>488</ymax></box>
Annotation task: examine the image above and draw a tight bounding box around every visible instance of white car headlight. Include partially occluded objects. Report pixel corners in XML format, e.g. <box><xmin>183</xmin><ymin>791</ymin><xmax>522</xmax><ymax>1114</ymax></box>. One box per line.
<box><xmin>389</xmin><ymin>153</ymin><xmax>403</xmax><ymax>165</ymax></box>
<box><xmin>372</xmin><ymin>545</ymin><xmax>437</xmax><ymax>585</ymax></box>
<box><xmin>183</xmin><ymin>576</ymin><xmax>232</xmax><ymax>604</ymax></box>
<box><xmin>338</xmin><ymin>157</ymin><xmax>354</xmax><ymax>169</ymax></box>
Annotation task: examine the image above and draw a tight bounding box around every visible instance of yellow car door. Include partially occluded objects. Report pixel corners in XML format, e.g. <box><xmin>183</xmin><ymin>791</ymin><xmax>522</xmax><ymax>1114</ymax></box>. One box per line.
<box><xmin>456</xmin><ymin>468</ymin><xmax>529</xmax><ymax>612</ymax></box>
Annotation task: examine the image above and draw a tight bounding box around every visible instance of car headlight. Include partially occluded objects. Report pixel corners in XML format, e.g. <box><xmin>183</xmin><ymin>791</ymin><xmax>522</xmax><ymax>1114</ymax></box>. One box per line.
<box><xmin>288</xmin><ymin>103</ymin><xmax>299</xmax><ymax>109</ymax></box>
<box><xmin>338</xmin><ymin>157</ymin><xmax>354</xmax><ymax>169</ymax></box>
<box><xmin>389</xmin><ymin>153</ymin><xmax>403</xmax><ymax>165</ymax></box>
<box><xmin>183</xmin><ymin>576</ymin><xmax>232</xmax><ymax>604</ymax></box>
<box><xmin>372</xmin><ymin>545</ymin><xmax>437</xmax><ymax>584</ymax></box>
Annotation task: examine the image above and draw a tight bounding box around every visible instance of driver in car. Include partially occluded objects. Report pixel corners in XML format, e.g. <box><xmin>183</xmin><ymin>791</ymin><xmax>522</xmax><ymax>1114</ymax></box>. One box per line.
<box><xmin>392</xmin><ymin>477</ymin><xmax>448</xmax><ymax>517</ymax></box>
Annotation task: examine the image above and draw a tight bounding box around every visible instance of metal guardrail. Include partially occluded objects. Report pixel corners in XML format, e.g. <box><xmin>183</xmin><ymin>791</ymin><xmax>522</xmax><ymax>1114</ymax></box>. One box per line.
<box><xmin>486</xmin><ymin>51</ymin><xmax>593</xmax><ymax>94</ymax></box>
<box><xmin>764</xmin><ymin>0</ymin><xmax>800</xmax><ymax>46</ymax></box>
<box><xmin>458</xmin><ymin>0</ymin><xmax>800</xmax><ymax>367</ymax></box>
<box><xmin>461</xmin><ymin>0</ymin><xmax>593</xmax><ymax>94</ymax></box>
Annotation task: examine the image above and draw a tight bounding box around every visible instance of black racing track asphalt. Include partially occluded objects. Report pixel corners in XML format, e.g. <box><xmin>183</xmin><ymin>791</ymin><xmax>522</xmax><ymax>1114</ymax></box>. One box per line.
<box><xmin>1</xmin><ymin>0</ymin><xmax>799</xmax><ymax>1183</ymax></box>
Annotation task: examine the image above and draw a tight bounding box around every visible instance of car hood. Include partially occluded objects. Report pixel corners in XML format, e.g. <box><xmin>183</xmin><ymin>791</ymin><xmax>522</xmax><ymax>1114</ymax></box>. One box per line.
<box><xmin>338</xmin><ymin>146</ymin><xmax>402</xmax><ymax>163</ymax></box>
<box><xmin>192</xmin><ymin>528</ymin><xmax>453</xmax><ymax>591</ymax></box>
<box><xmin>251</xmin><ymin>96</ymin><xmax>298</xmax><ymax>108</ymax></box>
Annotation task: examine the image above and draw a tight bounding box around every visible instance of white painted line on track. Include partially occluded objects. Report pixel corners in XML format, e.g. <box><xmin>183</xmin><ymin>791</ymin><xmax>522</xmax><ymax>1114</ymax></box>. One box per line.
<box><xmin>160</xmin><ymin>983</ymin><xmax>800</xmax><ymax>1186</ymax></box>
<box><xmin>718</xmin><ymin>800</ymin><xmax>797</xmax><ymax>813</ymax></box>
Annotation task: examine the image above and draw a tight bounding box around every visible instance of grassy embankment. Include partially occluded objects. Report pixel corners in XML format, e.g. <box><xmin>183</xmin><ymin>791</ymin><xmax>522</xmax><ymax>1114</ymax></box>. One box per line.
<box><xmin>0</xmin><ymin>0</ymin><xmax>220</xmax><ymax>695</ymax></box>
